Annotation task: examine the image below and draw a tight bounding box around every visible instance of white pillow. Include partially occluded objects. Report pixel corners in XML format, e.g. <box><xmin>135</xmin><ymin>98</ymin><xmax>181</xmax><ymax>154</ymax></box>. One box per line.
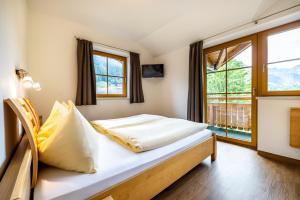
<box><xmin>38</xmin><ymin>104</ymin><xmax>101</xmax><ymax>173</ymax></box>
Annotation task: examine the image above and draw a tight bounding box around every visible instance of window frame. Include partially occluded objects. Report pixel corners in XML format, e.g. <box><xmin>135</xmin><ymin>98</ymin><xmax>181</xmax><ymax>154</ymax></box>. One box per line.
<box><xmin>203</xmin><ymin>34</ymin><xmax>258</xmax><ymax>148</ymax></box>
<box><xmin>258</xmin><ymin>20</ymin><xmax>300</xmax><ymax>96</ymax></box>
<box><xmin>93</xmin><ymin>50</ymin><xmax>128</xmax><ymax>98</ymax></box>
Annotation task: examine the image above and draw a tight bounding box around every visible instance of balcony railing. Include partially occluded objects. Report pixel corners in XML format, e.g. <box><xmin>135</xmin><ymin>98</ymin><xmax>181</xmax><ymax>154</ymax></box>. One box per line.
<box><xmin>207</xmin><ymin>97</ymin><xmax>251</xmax><ymax>132</ymax></box>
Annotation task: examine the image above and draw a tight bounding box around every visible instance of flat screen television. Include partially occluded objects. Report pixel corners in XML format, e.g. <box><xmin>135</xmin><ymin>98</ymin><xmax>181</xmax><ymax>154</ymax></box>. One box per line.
<box><xmin>142</xmin><ymin>64</ymin><xmax>164</xmax><ymax>78</ymax></box>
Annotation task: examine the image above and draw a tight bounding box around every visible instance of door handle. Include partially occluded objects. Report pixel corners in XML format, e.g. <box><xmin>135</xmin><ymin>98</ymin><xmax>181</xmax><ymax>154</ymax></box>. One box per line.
<box><xmin>253</xmin><ymin>88</ymin><xmax>256</xmax><ymax>96</ymax></box>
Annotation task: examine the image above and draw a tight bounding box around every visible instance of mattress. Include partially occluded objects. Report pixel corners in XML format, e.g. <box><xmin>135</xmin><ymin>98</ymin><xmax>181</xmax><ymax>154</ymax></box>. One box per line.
<box><xmin>34</xmin><ymin>129</ymin><xmax>212</xmax><ymax>200</ymax></box>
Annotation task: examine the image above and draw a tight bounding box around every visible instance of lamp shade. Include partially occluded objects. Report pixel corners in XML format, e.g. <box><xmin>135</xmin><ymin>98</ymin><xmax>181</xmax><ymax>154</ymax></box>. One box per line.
<box><xmin>22</xmin><ymin>76</ymin><xmax>33</xmax><ymax>88</ymax></box>
<box><xmin>32</xmin><ymin>82</ymin><xmax>41</xmax><ymax>91</ymax></box>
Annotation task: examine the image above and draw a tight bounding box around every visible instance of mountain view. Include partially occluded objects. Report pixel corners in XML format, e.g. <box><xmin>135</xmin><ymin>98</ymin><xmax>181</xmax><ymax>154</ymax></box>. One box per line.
<box><xmin>268</xmin><ymin>64</ymin><xmax>300</xmax><ymax>91</ymax></box>
<box><xmin>93</xmin><ymin>55</ymin><xmax>124</xmax><ymax>94</ymax></box>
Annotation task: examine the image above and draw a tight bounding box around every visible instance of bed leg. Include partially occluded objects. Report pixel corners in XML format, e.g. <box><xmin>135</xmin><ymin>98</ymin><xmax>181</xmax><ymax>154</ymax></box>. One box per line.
<box><xmin>211</xmin><ymin>132</ymin><xmax>217</xmax><ymax>162</ymax></box>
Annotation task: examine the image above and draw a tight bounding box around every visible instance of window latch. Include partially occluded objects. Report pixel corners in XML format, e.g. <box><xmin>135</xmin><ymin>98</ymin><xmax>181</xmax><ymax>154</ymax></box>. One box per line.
<box><xmin>253</xmin><ymin>88</ymin><xmax>256</xmax><ymax>96</ymax></box>
<box><xmin>262</xmin><ymin>64</ymin><xmax>266</xmax><ymax>73</ymax></box>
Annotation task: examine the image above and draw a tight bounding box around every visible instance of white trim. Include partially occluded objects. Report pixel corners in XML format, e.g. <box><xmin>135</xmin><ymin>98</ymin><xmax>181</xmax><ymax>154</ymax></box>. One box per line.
<box><xmin>93</xmin><ymin>44</ymin><xmax>129</xmax><ymax>58</ymax></box>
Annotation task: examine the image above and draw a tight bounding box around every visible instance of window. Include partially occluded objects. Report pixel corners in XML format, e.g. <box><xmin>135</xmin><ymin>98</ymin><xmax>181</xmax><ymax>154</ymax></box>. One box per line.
<box><xmin>203</xmin><ymin>20</ymin><xmax>300</xmax><ymax>148</ymax></box>
<box><xmin>93</xmin><ymin>51</ymin><xmax>127</xmax><ymax>97</ymax></box>
<box><xmin>259</xmin><ymin>20</ymin><xmax>300</xmax><ymax>95</ymax></box>
<box><xmin>204</xmin><ymin>35</ymin><xmax>257</xmax><ymax>147</ymax></box>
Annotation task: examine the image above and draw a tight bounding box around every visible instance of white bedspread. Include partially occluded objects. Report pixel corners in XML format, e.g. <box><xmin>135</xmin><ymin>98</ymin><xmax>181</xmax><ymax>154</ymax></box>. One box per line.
<box><xmin>91</xmin><ymin>114</ymin><xmax>165</xmax><ymax>132</ymax></box>
<box><xmin>34</xmin><ymin>129</ymin><xmax>212</xmax><ymax>200</ymax></box>
<box><xmin>91</xmin><ymin>114</ymin><xmax>208</xmax><ymax>152</ymax></box>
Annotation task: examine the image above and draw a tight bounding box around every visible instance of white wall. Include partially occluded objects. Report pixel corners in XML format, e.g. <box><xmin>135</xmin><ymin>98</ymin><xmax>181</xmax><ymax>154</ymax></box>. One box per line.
<box><xmin>153</xmin><ymin>8</ymin><xmax>300</xmax><ymax>119</ymax></box>
<box><xmin>258</xmin><ymin>97</ymin><xmax>300</xmax><ymax>160</ymax></box>
<box><xmin>154</xmin><ymin>46</ymin><xmax>189</xmax><ymax>119</ymax></box>
<box><xmin>0</xmin><ymin>0</ymin><xmax>27</xmax><ymax>177</ymax></box>
<box><xmin>154</xmin><ymin>13</ymin><xmax>300</xmax><ymax>160</ymax></box>
<box><xmin>27</xmin><ymin>10</ymin><xmax>164</xmax><ymax>121</ymax></box>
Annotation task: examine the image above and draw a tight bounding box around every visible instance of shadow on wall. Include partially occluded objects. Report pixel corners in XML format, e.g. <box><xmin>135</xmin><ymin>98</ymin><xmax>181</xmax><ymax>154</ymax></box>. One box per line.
<box><xmin>0</xmin><ymin>102</ymin><xmax>22</xmax><ymax>180</ymax></box>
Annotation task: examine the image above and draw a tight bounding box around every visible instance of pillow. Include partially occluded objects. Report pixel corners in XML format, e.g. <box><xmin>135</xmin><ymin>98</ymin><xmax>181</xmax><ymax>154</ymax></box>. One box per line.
<box><xmin>61</xmin><ymin>101</ymin><xmax>69</xmax><ymax>108</ymax></box>
<box><xmin>37</xmin><ymin>104</ymin><xmax>102</xmax><ymax>173</ymax></box>
<box><xmin>37</xmin><ymin>101</ymin><xmax>69</xmax><ymax>146</ymax></box>
<box><xmin>62</xmin><ymin>100</ymin><xmax>74</xmax><ymax>109</ymax></box>
<box><xmin>43</xmin><ymin>101</ymin><xmax>68</xmax><ymax>126</ymax></box>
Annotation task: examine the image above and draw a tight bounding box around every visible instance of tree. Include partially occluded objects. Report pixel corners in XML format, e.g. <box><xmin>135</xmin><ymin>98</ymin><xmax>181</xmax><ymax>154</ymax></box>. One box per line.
<box><xmin>207</xmin><ymin>59</ymin><xmax>251</xmax><ymax>103</ymax></box>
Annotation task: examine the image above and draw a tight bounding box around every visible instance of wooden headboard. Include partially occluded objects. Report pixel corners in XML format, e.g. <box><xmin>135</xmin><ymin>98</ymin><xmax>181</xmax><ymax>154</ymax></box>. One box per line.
<box><xmin>0</xmin><ymin>135</ymin><xmax>32</xmax><ymax>200</ymax></box>
<box><xmin>0</xmin><ymin>98</ymin><xmax>40</xmax><ymax>199</ymax></box>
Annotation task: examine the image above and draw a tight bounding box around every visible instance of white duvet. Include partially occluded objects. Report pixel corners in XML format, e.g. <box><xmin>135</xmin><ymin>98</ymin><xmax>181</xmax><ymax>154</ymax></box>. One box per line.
<box><xmin>91</xmin><ymin>114</ymin><xmax>207</xmax><ymax>152</ymax></box>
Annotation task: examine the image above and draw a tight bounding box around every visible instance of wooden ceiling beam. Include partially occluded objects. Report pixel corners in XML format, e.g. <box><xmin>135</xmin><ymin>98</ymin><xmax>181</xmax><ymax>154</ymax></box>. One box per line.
<box><xmin>215</xmin><ymin>49</ymin><xmax>225</xmax><ymax>69</ymax></box>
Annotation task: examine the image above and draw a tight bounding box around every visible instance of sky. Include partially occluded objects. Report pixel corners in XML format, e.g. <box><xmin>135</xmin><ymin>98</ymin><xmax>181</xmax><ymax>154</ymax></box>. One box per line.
<box><xmin>268</xmin><ymin>27</ymin><xmax>300</xmax><ymax>66</ymax></box>
<box><xmin>234</xmin><ymin>27</ymin><xmax>300</xmax><ymax>69</ymax></box>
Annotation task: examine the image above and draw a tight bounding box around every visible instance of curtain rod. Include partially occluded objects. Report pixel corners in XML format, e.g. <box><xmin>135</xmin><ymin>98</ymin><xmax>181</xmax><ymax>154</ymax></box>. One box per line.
<box><xmin>75</xmin><ymin>36</ymin><xmax>130</xmax><ymax>53</ymax></box>
<box><xmin>203</xmin><ymin>4</ymin><xmax>300</xmax><ymax>41</ymax></box>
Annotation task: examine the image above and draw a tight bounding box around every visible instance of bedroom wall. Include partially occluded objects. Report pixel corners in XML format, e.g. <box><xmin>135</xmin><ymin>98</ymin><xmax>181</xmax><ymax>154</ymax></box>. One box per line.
<box><xmin>0</xmin><ymin>0</ymin><xmax>27</xmax><ymax>178</ymax></box>
<box><xmin>153</xmin><ymin>46</ymin><xmax>190</xmax><ymax>119</ymax></box>
<box><xmin>27</xmin><ymin>10</ymin><xmax>164</xmax><ymax>121</ymax></box>
<box><xmin>258</xmin><ymin>97</ymin><xmax>300</xmax><ymax>160</ymax></box>
<box><xmin>154</xmin><ymin>11</ymin><xmax>300</xmax><ymax>159</ymax></box>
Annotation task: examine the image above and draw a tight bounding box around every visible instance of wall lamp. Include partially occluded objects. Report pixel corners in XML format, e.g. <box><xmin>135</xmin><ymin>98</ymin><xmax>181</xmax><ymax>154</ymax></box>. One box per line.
<box><xmin>16</xmin><ymin>68</ymin><xmax>41</xmax><ymax>91</ymax></box>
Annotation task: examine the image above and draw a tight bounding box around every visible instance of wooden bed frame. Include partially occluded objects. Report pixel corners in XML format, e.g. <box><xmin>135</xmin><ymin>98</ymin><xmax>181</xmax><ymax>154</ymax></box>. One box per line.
<box><xmin>0</xmin><ymin>98</ymin><xmax>217</xmax><ymax>200</ymax></box>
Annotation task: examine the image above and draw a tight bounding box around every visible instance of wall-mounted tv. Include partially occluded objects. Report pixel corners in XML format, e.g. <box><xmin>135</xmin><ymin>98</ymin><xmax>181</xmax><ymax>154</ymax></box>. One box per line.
<box><xmin>142</xmin><ymin>64</ymin><xmax>164</xmax><ymax>78</ymax></box>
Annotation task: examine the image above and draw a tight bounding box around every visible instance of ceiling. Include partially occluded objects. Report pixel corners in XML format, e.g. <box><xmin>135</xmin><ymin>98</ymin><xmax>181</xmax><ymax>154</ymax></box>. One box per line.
<box><xmin>28</xmin><ymin>0</ymin><xmax>300</xmax><ymax>56</ymax></box>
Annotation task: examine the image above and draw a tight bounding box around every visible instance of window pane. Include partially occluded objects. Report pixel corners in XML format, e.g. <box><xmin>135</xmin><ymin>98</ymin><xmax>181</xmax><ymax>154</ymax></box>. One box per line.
<box><xmin>207</xmin><ymin>94</ymin><xmax>226</xmax><ymax>104</ymax></box>
<box><xmin>206</xmin><ymin>49</ymin><xmax>226</xmax><ymax>72</ymax></box>
<box><xmin>94</xmin><ymin>55</ymin><xmax>107</xmax><ymax>75</ymax></box>
<box><xmin>96</xmin><ymin>75</ymin><xmax>107</xmax><ymax>94</ymax></box>
<box><xmin>268</xmin><ymin>27</ymin><xmax>300</xmax><ymax>63</ymax></box>
<box><xmin>108</xmin><ymin>77</ymin><xmax>124</xmax><ymax>94</ymax></box>
<box><xmin>207</xmin><ymin>94</ymin><xmax>226</xmax><ymax>137</ymax></box>
<box><xmin>227</xmin><ymin>68</ymin><xmax>251</xmax><ymax>93</ymax></box>
<box><xmin>268</xmin><ymin>60</ymin><xmax>300</xmax><ymax>91</ymax></box>
<box><xmin>227</xmin><ymin>42</ymin><xmax>252</xmax><ymax>69</ymax></box>
<box><xmin>108</xmin><ymin>58</ymin><xmax>124</xmax><ymax>76</ymax></box>
<box><xmin>207</xmin><ymin>71</ymin><xmax>226</xmax><ymax>94</ymax></box>
<box><xmin>227</xmin><ymin>94</ymin><xmax>252</xmax><ymax>133</ymax></box>
<box><xmin>227</xmin><ymin>94</ymin><xmax>251</xmax><ymax>142</ymax></box>
<box><xmin>227</xmin><ymin>93</ymin><xmax>252</xmax><ymax>104</ymax></box>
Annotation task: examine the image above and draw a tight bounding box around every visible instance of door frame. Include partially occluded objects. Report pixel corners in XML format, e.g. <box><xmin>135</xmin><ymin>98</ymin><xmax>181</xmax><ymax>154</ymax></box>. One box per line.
<box><xmin>203</xmin><ymin>34</ymin><xmax>258</xmax><ymax>148</ymax></box>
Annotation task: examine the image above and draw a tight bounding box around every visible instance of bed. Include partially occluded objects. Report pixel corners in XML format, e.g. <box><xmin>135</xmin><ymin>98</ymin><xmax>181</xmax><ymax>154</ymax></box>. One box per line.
<box><xmin>0</xmin><ymin>98</ymin><xmax>217</xmax><ymax>200</ymax></box>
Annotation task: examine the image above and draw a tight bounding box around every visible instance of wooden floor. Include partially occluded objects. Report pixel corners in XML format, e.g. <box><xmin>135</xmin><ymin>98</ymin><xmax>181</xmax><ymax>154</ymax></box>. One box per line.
<box><xmin>153</xmin><ymin>142</ymin><xmax>300</xmax><ymax>200</ymax></box>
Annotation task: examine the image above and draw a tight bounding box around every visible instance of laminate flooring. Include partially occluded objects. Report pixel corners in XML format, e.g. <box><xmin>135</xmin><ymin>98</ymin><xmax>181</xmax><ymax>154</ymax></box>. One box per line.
<box><xmin>154</xmin><ymin>142</ymin><xmax>300</xmax><ymax>200</ymax></box>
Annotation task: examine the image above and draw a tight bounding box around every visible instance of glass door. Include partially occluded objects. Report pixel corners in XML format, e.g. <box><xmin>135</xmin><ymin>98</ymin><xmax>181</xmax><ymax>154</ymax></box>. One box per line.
<box><xmin>204</xmin><ymin>35</ymin><xmax>257</xmax><ymax>147</ymax></box>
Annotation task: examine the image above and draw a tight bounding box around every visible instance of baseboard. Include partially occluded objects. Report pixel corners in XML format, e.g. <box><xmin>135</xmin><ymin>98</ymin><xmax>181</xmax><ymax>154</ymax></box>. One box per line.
<box><xmin>257</xmin><ymin>150</ymin><xmax>300</xmax><ymax>166</ymax></box>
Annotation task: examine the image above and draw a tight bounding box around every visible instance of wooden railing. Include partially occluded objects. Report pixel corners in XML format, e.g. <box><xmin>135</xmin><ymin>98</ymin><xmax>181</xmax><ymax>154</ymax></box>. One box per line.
<box><xmin>207</xmin><ymin>97</ymin><xmax>251</xmax><ymax>131</ymax></box>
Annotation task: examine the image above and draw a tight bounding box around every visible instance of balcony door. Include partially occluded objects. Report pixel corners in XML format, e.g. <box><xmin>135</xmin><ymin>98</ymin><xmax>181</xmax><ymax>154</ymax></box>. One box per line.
<box><xmin>204</xmin><ymin>35</ymin><xmax>257</xmax><ymax>147</ymax></box>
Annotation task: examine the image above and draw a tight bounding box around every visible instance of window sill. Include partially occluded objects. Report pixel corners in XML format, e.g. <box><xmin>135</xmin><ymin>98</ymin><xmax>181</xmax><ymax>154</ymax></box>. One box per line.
<box><xmin>97</xmin><ymin>97</ymin><xmax>129</xmax><ymax>100</ymax></box>
<box><xmin>257</xmin><ymin>96</ymin><xmax>300</xmax><ymax>100</ymax></box>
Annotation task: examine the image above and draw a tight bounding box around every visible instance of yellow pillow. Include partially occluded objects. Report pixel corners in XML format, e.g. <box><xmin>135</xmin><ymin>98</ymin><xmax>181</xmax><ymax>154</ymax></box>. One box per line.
<box><xmin>37</xmin><ymin>104</ymin><xmax>101</xmax><ymax>173</ymax></box>
<box><xmin>37</xmin><ymin>101</ymin><xmax>69</xmax><ymax>146</ymax></box>
<box><xmin>61</xmin><ymin>101</ymin><xmax>68</xmax><ymax>108</ymax></box>
<box><xmin>62</xmin><ymin>100</ymin><xmax>74</xmax><ymax>109</ymax></box>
